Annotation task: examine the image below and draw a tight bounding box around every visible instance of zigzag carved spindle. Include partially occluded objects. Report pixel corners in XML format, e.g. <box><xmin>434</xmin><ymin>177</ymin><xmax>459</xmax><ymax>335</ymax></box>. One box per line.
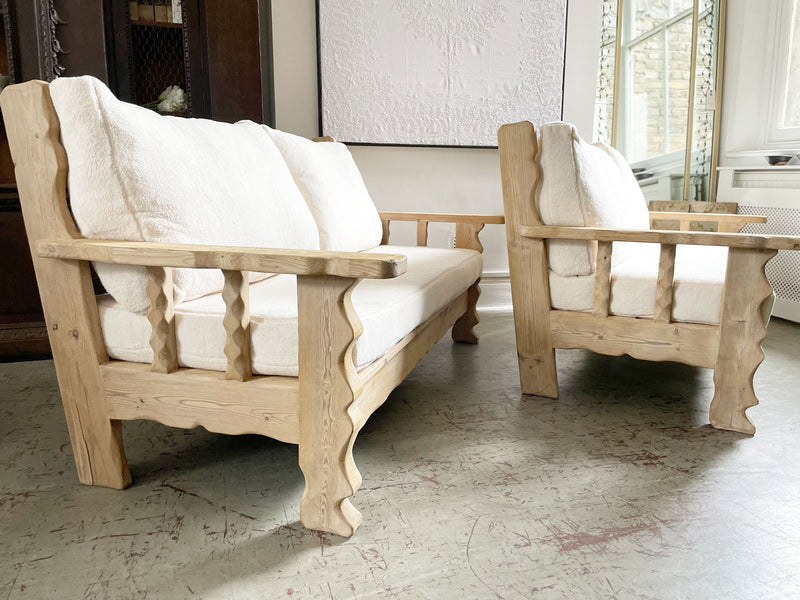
<box><xmin>222</xmin><ymin>270</ymin><xmax>252</xmax><ymax>382</ymax></box>
<box><xmin>146</xmin><ymin>266</ymin><xmax>178</xmax><ymax>374</ymax></box>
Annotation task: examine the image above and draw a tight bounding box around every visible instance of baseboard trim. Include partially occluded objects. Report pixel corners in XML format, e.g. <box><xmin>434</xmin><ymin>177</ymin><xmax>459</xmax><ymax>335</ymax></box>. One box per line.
<box><xmin>773</xmin><ymin>297</ymin><xmax>800</xmax><ymax>324</ymax></box>
<box><xmin>477</xmin><ymin>272</ymin><xmax>512</xmax><ymax>312</ymax></box>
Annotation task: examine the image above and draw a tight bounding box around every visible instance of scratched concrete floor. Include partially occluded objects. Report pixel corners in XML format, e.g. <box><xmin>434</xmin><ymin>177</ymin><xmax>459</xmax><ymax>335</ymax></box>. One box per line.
<box><xmin>1</xmin><ymin>311</ymin><xmax>799</xmax><ymax>599</ymax></box>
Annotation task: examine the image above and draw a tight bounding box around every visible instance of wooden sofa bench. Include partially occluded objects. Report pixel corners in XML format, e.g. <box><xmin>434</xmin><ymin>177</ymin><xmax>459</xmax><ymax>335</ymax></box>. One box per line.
<box><xmin>1</xmin><ymin>78</ymin><xmax>503</xmax><ymax>537</ymax></box>
<box><xmin>498</xmin><ymin>120</ymin><xmax>800</xmax><ymax>435</ymax></box>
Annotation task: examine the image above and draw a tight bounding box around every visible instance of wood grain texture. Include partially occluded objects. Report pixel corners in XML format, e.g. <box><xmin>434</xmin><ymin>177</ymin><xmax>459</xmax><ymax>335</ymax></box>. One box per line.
<box><xmin>222</xmin><ymin>270</ymin><xmax>252</xmax><ymax>382</ymax></box>
<box><xmin>1</xmin><ymin>81</ymin><xmax>131</xmax><ymax>489</ymax></box>
<box><xmin>654</xmin><ymin>244</ymin><xmax>676</xmax><ymax>323</ymax></box>
<box><xmin>649</xmin><ymin>211</ymin><xmax>766</xmax><ymax>234</ymax></box>
<box><xmin>550</xmin><ymin>311</ymin><xmax>720</xmax><ymax>369</ymax></box>
<box><xmin>498</xmin><ymin>121</ymin><xmax>558</xmax><ymax>398</ymax></box>
<box><xmin>709</xmin><ymin>248</ymin><xmax>778</xmax><ymax>434</ymax></box>
<box><xmin>592</xmin><ymin>241</ymin><xmax>612</xmax><ymax>318</ymax></box>
<box><xmin>452</xmin><ymin>280</ymin><xmax>481</xmax><ymax>344</ymax></box>
<box><xmin>297</xmin><ymin>275</ymin><xmax>364</xmax><ymax>537</ymax></box>
<box><xmin>521</xmin><ymin>225</ymin><xmax>800</xmax><ymax>251</ymax></box>
<box><xmin>37</xmin><ymin>239</ymin><xmax>407</xmax><ymax>279</ymax></box>
<box><xmin>648</xmin><ymin>200</ymin><xmax>739</xmax><ymax>214</ymax></box>
<box><xmin>455</xmin><ymin>222</ymin><xmax>485</xmax><ymax>253</ymax></box>
<box><xmin>146</xmin><ymin>266</ymin><xmax>178</xmax><ymax>374</ymax></box>
<box><xmin>416</xmin><ymin>220</ymin><xmax>429</xmax><ymax>246</ymax></box>
<box><xmin>378</xmin><ymin>211</ymin><xmax>505</xmax><ymax>225</ymax></box>
<box><xmin>101</xmin><ymin>362</ymin><xmax>299</xmax><ymax>444</ymax></box>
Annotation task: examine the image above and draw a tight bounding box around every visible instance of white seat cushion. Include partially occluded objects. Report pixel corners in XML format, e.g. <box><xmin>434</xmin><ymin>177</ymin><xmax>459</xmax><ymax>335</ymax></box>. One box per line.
<box><xmin>97</xmin><ymin>246</ymin><xmax>482</xmax><ymax>376</ymax></box>
<box><xmin>50</xmin><ymin>76</ymin><xmax>320</xmax><ymax>313</ymax></box>
<box><xmin>538</xmin><ymin>122</ymin><xmax>650</xmax><ymax>277</ymax></box>
<box><xmin>264</xmin><ymin>127</ymin><xmax>383</xmax><ymax>252</ymax></box>
<box><xmin>549</xmin><ymin>244</ymin><xmax>728</xmax><ymax>324</ymax></box>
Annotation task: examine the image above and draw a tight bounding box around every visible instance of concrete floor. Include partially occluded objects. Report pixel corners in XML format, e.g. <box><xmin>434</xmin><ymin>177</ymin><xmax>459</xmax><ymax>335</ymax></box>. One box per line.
<box><xmin>1</xmin><ymin>311</ymin><xmax>799</xmax><ymax>599</ymax></box>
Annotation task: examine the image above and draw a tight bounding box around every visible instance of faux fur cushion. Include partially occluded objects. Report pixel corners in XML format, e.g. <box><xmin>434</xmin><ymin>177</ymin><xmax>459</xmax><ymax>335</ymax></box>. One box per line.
<box><xmin>50</xmin><ymin>76</ymin><xmax>319</xmax><ymax>313</ymax></box>
<box><xmin>538</xmin><ymin>122</ymin><xmax>650</xmax><ymax>277</ymax></box>
<box><xmin>264</xmin><ymin>127</ymin><xmax>383</xmax><ymax>251</ymax></box>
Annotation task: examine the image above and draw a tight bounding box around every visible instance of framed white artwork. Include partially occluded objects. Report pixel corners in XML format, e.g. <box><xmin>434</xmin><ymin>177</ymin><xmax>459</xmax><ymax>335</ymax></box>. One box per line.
<box><xmin>317</xmin><ymin>0</ymin><xmax>568</xmax><ymax>147</ymax></box>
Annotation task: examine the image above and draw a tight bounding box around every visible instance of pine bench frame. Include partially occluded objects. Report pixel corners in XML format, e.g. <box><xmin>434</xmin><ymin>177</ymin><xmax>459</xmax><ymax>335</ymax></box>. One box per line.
<box><xmin>1</xmin><ymin>80</ymin><xmax>503</xmax><ymax>537</ymax></box>
<box><xmin>498</xmin><ymin>121</ymin><xmax>800</xmax><ymax>435</ymax></box>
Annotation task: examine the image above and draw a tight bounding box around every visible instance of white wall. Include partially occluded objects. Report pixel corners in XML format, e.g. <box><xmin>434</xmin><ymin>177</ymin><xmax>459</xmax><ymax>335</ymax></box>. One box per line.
<box><xmin>272</xmin><ymin>0</ymin><xmax>601</xmax><ymax>284</ymax></box>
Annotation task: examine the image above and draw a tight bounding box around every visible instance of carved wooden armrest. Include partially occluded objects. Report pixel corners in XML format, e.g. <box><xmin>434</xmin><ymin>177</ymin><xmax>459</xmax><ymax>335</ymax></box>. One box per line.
<box><xmin>38</xmin><ymin>238</ymin><xmax>407</xmax><ymax>381</ymax></box>
<box><xmin>37</xmin><ymin>239</ymin><xmax>407</xmax><ymax>279</ymax></box>
<box><xmin>649</xmin><ymin>211</ymin><xmax>767</xmax><ymax>233</ymax></box>
<box><xmin>378</xmin><ymin>211</ymin><xmax>504</xmax><ymax>251</ymax></box>
<box><xmin>520</xmin><ymin>225</ymin><xmax>800</xmax><ymax>251</ymax></box>
<box><xmin>522</xmin><ymin>224</ymin><xmax>800</xmax><ymax>330</ymax></box>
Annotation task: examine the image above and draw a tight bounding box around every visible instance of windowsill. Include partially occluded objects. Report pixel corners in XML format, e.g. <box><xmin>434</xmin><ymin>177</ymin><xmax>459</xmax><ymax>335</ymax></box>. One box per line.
<box><xmin>718</xmin><ymin>165</ymin><xmax>800</xmax><ymax>172</ymax></box>
<box><xmin>725</xmin><ymin>149</ymin><xmax>800</xmax><ymax>159</ymax></box>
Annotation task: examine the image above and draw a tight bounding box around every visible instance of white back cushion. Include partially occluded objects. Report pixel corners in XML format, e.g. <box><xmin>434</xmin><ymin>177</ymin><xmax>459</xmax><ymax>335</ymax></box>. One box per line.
<box><xmin>538</xmin><ymin>122</ymin><xmax>650</xmax><ymax>276</ymax></box>
<box><xmin>50</xmin><ymin>76</ymin><xmax>319</xmax><ymax>313</ymax></box>
<box><xmin>264</xmin><ymin>127</ymin><xmax>383</xmax><ymax>252</ymax></box>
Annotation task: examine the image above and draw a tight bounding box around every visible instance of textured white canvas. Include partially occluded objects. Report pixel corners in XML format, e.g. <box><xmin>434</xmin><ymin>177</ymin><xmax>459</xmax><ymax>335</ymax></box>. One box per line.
<box><xmin>318</xmin><ymin>0</ymin><xmax>567</xmax><ymax>146</ymax></box>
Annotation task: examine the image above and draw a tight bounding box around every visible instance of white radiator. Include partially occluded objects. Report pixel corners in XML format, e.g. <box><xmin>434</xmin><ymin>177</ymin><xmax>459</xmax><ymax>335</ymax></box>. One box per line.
<box><xmin>718</xmin><ymin>167</ymin><xmax>800</xmax><ymax>323</ymax></box>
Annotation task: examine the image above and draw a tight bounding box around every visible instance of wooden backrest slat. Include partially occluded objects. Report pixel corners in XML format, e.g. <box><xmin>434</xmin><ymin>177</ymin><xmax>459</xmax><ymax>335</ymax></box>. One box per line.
<box><xmin>416</xmin><ymin>220</ymin><xmax>429</xmax><ymax>246</ymax></box>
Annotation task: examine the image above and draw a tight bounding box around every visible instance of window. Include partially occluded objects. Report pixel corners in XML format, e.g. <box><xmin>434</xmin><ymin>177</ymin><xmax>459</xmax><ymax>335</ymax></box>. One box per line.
<box><xmin>593</xmin><ymin>0</ymin><xmax>724</xmax><ymax>201</ymax></box>
<box><xmin>763</xmin><ymin>0</ymin><xmax>800</xmax><ymax>147</ymax></box>
<box><xmin>781</xmin><ymin>0</ymin><xmax>800</xmax><ymax>129</ymax></box>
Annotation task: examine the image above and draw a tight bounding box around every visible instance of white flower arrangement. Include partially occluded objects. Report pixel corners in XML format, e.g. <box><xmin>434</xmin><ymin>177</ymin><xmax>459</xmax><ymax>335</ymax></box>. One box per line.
<box><xmin>142</xmin><ymin>85</ymin><xmax>188</xmax><ymax>114</ymax></box>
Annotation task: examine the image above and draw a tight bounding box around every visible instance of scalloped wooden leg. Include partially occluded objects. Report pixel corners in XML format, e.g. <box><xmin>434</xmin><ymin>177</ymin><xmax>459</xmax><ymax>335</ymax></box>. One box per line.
<box><xmin>452</xmin><ymin>279</ymin><xmax>481</xmax><ymax>344</ymax></box>
<box><xmin>297</xmin><ymin>275</ymin><xmax>364</xmax><ymax>537</ymax></box>
<box><xmin>709</xmin><ymin>248</ymin><xmax>778</xmax><ymax>435</ymax></box>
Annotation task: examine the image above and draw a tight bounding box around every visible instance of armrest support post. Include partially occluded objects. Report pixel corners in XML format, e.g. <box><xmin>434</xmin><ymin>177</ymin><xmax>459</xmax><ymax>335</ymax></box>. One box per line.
<box><xmin>593</xmin><ymin>241</ymin><xmax>612</xmax><ymax>318</ymax></box>
<box><xmin>654</xmin><ymin>244</ymin><xmax>677</xmax><ymax>323</ymax></box>
<box><xmin>297</xmin><ymin>274</ymin><xmax>364</xmax><ymax>537</ymax></box>
<box><xmin>222</xmin><ymin>270</ymin><xmax>252</xmax><ymax>382</ymax></box>
<box><xmin>145</xmin><ymin>266</ymin><xmax>178</xmax><ymax>374</ymax></box>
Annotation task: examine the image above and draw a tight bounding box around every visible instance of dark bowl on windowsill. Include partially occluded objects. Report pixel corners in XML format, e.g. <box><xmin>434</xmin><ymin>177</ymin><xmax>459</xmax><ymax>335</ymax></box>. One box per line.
<box><xmin>766</xmin><ymin>155</ymin><xmax>794</xmax><ymax>166</ymax></box>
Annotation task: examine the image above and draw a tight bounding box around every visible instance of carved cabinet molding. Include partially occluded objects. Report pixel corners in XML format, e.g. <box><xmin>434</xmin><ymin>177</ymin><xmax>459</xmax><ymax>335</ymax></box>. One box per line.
<box><xmin>35</xmin><ymin>0</ymin><xmax>66</xmax><ymax>81</ymax></box>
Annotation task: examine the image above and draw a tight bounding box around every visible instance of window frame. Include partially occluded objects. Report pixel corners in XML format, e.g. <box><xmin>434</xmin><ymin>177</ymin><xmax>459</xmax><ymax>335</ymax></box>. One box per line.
<box><xmin>619</xmin><ymin>2</ymin><xmax>707</xmax><ymax>166</ymax></box>
<box><xmin>763</xmin><ymin>0</ymin><xmax>800</xmax><ymax>147</ymax></box>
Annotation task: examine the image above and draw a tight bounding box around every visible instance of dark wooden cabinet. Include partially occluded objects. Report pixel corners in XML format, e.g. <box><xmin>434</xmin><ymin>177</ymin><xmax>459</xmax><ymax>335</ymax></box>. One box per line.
<box><xmin>107</xmin><ymin>0</ymin><xmax>274</xmax><ymax>124</ymax></box>
<box><xmin>0</xmin><ymin>0</ymin><xmax>274</xmax><ymax>360</ymax></box>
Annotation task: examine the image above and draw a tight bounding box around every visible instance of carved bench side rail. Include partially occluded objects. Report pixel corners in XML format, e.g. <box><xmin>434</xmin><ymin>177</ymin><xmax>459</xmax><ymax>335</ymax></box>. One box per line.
<box><xmin>377</xmin><ymin>211</ymin><xmax>504</xmax><ymax>246</ymax></box>
<box><xmin>522</xmin><ymin>223</ymin><xmax>800</xmax><ymax>435</ymax></box>
<box><xmin>649</xmin><ymin>211</ymin><xmax>767</xmax><ymax>233</ymax></box>
<box><xmin>39</xmin><ymin>239</ymin><xmax>409</xmax><ymax>378</ymax></box>
<box><xmin>377</xmin><ymin>211</ymin><xmax>504</xmax><ymax>344</ymax></box>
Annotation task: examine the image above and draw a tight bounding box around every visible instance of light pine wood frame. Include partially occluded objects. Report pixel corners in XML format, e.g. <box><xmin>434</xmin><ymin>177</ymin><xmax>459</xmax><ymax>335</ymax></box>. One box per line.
<box><xmin>1</xmin><ymin>80</ymin><xmax>503</xmax><ymax>537</ymax></box>
<box><xmin>499</xmin><ymin>121</ymin><xmax>800</xmax><ymax>435</ymax></box>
